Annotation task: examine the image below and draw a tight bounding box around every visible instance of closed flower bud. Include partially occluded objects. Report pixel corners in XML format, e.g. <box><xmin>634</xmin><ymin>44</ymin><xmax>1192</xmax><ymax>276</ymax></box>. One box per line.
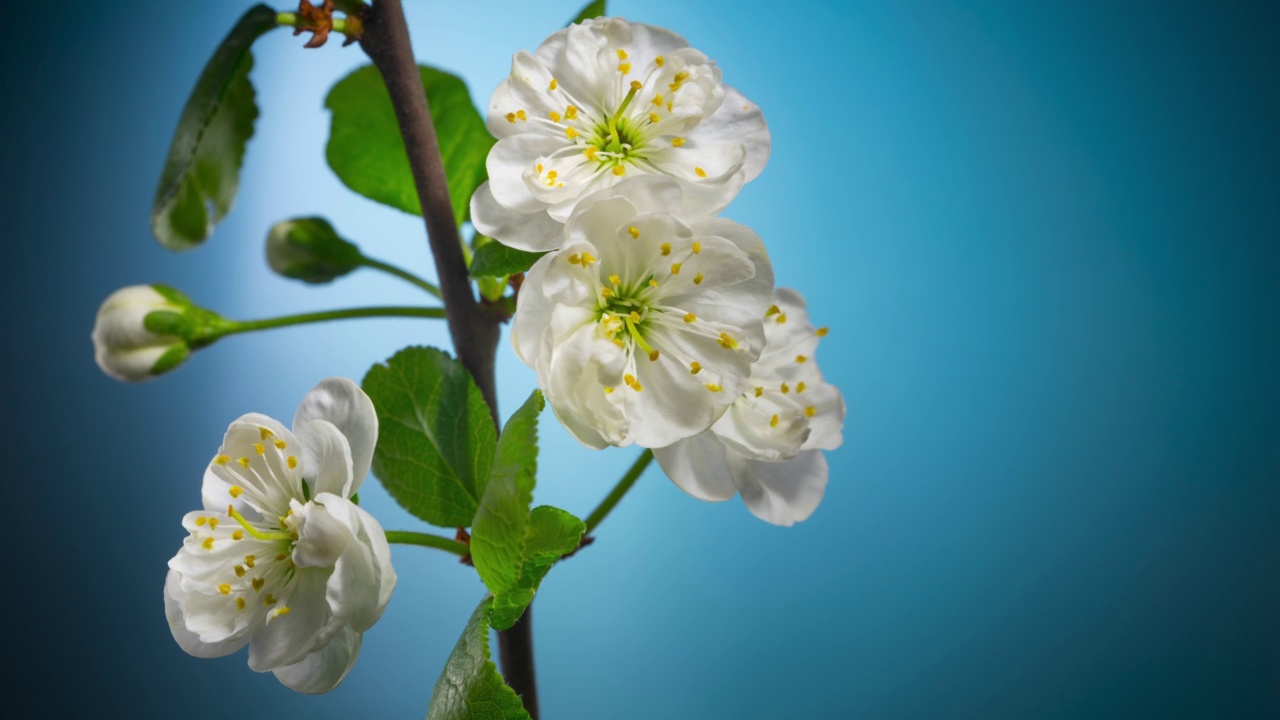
<box><xmin>266</xmin><ymin>218</ymin><xmax>362</xmax><ymax>284</ymax></box>
<box><xmin>91</xmin><ymin>284</ymin><xmax>226</xmax><ymax>382</ymax></box>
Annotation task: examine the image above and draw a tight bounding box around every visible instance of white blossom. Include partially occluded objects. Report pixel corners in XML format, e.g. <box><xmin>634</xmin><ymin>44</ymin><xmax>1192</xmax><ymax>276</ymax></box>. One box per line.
<box><xmin>91</xmin><ymin>285</ymin><xmax>190</xmax><ymax>382</ymax></box>
<box><xmin>654</xmin><ymin>288</ymin><xmax>845</xmax><ymax>525</ymax></box>
<box><xmin>164</xmin><ymin>378</ymin><xmax>395</xmax><ymax>694</ymax></box>
<box><xmin>513</xmin><ymin>176</ymin><xmax>774</xmax><ymax>449</ymax></box>
<box><xmin>471</xmin><ymin>16</ymin><xmax>770</xmax><ymax>252</ymax></box>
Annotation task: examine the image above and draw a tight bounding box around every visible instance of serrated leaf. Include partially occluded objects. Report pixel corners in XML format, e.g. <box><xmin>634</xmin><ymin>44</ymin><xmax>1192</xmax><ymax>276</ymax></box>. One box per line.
<box><xmin>362</xmin><ymin>347</ymin><xmax>496</xmax><ymax>527</ymax></box>
<box><xmin>568</xmin><ymin>0</ymin><xmax>607</xmax><ymax>25</ymax></box>
<box><xmin>325</xmin><ymin>64</ymin><xmax>495</xmax><ymax>225</ymax></box>
<box><xmin>151</xmin><ymin>4</ymin><xmax>278</xmax><ymax>250</ymax></box>
<box><xmin>471</xmin><ymin>392</ymin><xmax>585</xmax><ymax>630</ymax></box>
<box><xmin>426</xmin><ymin>597</ymin><xmax>530</xmax><ymax>720</ymax></box>
<box><xmin>469</xmin><ymin>240</ymin><xmax>547</xmax><ymax>278</ymax></box>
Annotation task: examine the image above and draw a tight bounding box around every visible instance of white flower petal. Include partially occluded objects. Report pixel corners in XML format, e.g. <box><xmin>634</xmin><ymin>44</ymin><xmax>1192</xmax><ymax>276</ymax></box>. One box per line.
<box><xmin>293</xmin><ymin>419</ymin><xmax>355</xmax><ymax>499</ymax></box>
<box><xmin>292</xmin><ymin>498</ymin><xmax>354</xmax><ymax>570</ymax></box>
<box><xmin>292</xmin><ymin>377</ymin><xmax>377</xmax><ymax>494</ymax></box>
<box><xmin>314</xmin><ymin>494</ymin><xmax>396</xmax><ymax>633</ymax></box>
<box><xmin>734</xmin><ymin>451</ymin><xmax>829</xmax><ymax>526</ymax></box>
<box><xmin>471</xmin><ymin>181</ymin><xmax>564</xmax><ymax>252</ymax></box>
<box><xmin>164</xmin><ymin>571</ymin><xmax>251</xmax><ymax>659</ymax></box>
<box><xmin>211</xmin><ymin>414</ymin><xmax>303</xmax><ymax>513</ymax></box>
<box><xmin>653</xmin><ymin>431</ymin><xmax>738</xmax><ymax>501</ymax></box>
<box><xmin>687</xmin><ymin>85</ymin><xmax>771</xmax><ymax>181</ymax></box>
<box><xmin>625</xmin><ymin>349</ymin><xmax>719</xmax><ymax>448</ymax></box>
<box><xmin>248</xmin><ymin>569</ymin><xmax>340</xmax><ymax>671</ymax></box>
<box><xmin>271</xmin><ymin>625</ymin><xmax>362</xmax><ymax>695</ymax></box>
<box><xmin>487</xmin><ymin>135</ymin><xmax>564</xmax><ymax>212</ymax></box>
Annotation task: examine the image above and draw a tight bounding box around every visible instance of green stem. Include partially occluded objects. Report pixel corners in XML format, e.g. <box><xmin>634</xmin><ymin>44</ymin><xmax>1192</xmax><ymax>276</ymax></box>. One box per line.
<box><xmin>222</xmin><ymin>306</ymin><xmax>445</xmax><ymax>336</ymax></box>
<box><xmin>360</xmin><ymin>255</ymin><xmax>443</xmax><ymax>299</ymax></box>
<box><xmin>276</xmin><ymin>13</ymin><xmax>357</xmax><ymax>34</ymax></box>
<box><xmin>385</xmin><ymin>530</ymin><xmax>470</xmax><ymax>557</ymax></box>
<box><xmin>583</xmin><ymin>449</ymin><xmax>654</xmax><ymax>533</ymax></box>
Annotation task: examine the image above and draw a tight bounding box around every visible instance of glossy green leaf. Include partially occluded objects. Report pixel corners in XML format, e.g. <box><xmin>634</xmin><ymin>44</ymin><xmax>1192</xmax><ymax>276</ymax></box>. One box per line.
<box><xmin>325</xmin><ymin>64</ymin><xmax>495</xmax><ymax>225</ymax></box>
<box><xmin>151</xmin><ymin>4</ymin><xmax>278</xmax><ymax>250</ymax></box>
<box><xmin>426</xmin><ymin>597</ymin><xmax>530</xmax><ymax>720</ymax></box>
<box><xmin>362</xmin><ymin>347</ymin><xmax>496</xmax><ymax>527</ymax></box>
<box><xmin>469</xmin><ymin>240</ymin><xmax>547</xmax><ymax>278</ymax></box>
<box><xmin>568</xmin><ymin>0</ymin><xmax>607</xmax><ymax>25</ymax></box>
<box><xmin>471</xmin><ymin>392</ymin><xmax>585</xmax><ymax>630</ymax></box>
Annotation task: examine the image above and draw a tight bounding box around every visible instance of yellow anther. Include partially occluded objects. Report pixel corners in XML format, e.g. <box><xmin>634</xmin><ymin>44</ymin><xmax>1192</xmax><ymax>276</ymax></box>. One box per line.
<box><xmin>628</xmin><ymin>226</ymin><xmax>640</xmax><ymax>239</ymax></box>
<box><xmin>776</xmin><ymin>313</ymin><xmax>788</xmax><ymax>324</ymax></box>
<box><xmin>245</xmin><ymin>555</ymin><xmax>256</xmax><ymax>568</ymax></box>
<box><xmin>601</xmin><ymin>287</ymin><xmax>614</xmax><ymax>298</ymax></box>
<box><xmin>667</xmin><ymin>100</ymin><xmax>673</xmax><ymax>111</ymax></box>
<box><xmin>649</xmin><ymin>112</ymin><xmax>661</xmax><ymax>123</ymax></box>
<box><xmin>651</xmin><ymin>94</ymin><xmax>663</xmax><ymax>106</ymax></box>
<box><xmin>566</xmin><ymin>127</ymin><xmax>579</xmax><ymax>139</ymax></box>
<box><xmin>648</xmin><ymin>278</ymin><xmax>659</xmax><ymax>288</ymax></box>
<box><xmin>629</xmin><ymin>311</ymin><xmax>641</xmax><ymax>323</ymax></box>
<box><xmin>234</xmin><ymin>565</ymin><xmax>246</xmax><ymax>577</ymax></box>
<box><xmin>655</xmin><ymin>55</ymin><xmax>665</xmax><ymax>67</ymax></box>
<box><xmin>505</xmin><ymin>112</ymin><xmax>517</xmax><ymax>123</ymax></box>
<box><xmin>673</xmin><ymin>71</ymin><xmax>690</xmax><ymax>83</ymax></box>
<box><xmin>618</xmin><ymin>62</ymin><xmax>631</xmax><ymax>74</ymax></box>
<box><xmin>796</xmin><ymin>355</ymin><xmax>808</xmax><ymax>363</ymax></box>
<box><xmin>546</xmin><ymin>169</ymin><xmax>558</xmax><ymax>180</ymax></box>
<box><xmin>624</xmin><ymin>373</ymin><xmax>637</xmax><ymax>387</ymax></box>
<box><xmin>609</xmin><ymin>274</ymin><xmax>621</xmax><ymax>286</ymax></box>
<box><xmin>781</xmin><ymin>383</ymin><xmax>791</xmax><ymax>394</ymax></box>
<box><xmin>236</xmin><ymin>597</ymin><xmax>246</xmax><ymax>611</ymax></box>
<box><xmin>202</xmin><ymin>537</ymin><xmax>215</xmax><ymax>551</ymax></box>
<box><xmin>568</xmin><ymin>253</ymin><xmax>581</xmax><ymax>265</ymax></box>
<box><xmin>669</xmin><ymin>81</ymin><xmax>682</xmax><ymax>92</ymax></box>
<box><xmin>766</xmin><ymin>304</ymin><xmax>781</xmax><ymax>317</ymax></box>
<box><xmin>672</xmin><ymin>137</ymin><xmax>685</xmax><ymax>147</ymax></box>
<box><xmin>683</xmin><ymin>312</ymin><xmax>696</xmax><ymax>323</ymax></box>
<box><xmin>612</xmin><ymin>165</ymin><xmax>626</xmax><ymax>176</ymax></box>
<box><xmin>695</xmin><ymin>167</ymin><xmax>707</xmax><ymax>178</ymax></box>
<box><xmin>632</xmin><ymin>382</ymin><xmax>644</xmax><ymax>392</ymax></box>
<box><xmin>648</xmin><ymin>350</ymin><xmax>660</xmax><ymax>362</ymax></box>
<box><xmin>565</xmin><ymin>105</ymin><xmax>579</xmax><ymax>119</ymax></box>
<box><xmin>536</xmin><ymin>163</ymin><xmax>543</xmax><ymax>173</ymax></box>
<box><xmin>660</xmin><ymin>242</ymin><xmax>672</xmax><ymax>256</ymax></box>
<box><xmin>755</xmin><ymin>386</ymin><xmax>764</xmax><ymax>397</ymax></box>
<box><xmin>671</xmin><ymin>262</ymin><xmax>682</xmax><ymax>275</ymax></box>
<box><xmin>259</xmin><ymin>427</ymin><xmax>274</xmax><ymax>440</ymax></box>
<box><xmin>549</xmin><ymin>78</ymin><xmax>558</xmax><ymax>91</ymax></box>
<box><xmin>274</xmin><ymin>553</ymin><xmax>287</xmax><ymax>562</ymax></box>
<box><xmin>797</xmin><ymin>382</ymin><xmax>807</xmax><ymax>393</ymax></box>
<box><xmin>274</xmin><ymin>439</ymin><xmax>286</xmax><ymax>449</ymax></box>
<box><xmin>207</xmin><ymin>518</ymin><xmax>219</xmax><ymax>530</ymax></box>
<box><xmin>630</xmin><ymin>80</ymin><xmax>643</xmax><ymax>91</ymax></box>
<box><xmin>232</xmin><ymin>530</ymin><xmax>244</xmax><ymax>541</ymax></box>
<box><xmin>584</xmin><ymin>146</ymin><xmax>598</xmax><ymax>160</ymax></box>
<box><xmin>581</xmin><ymin>252</ymin><xmax>597</xmax><ymax>265</ymax></box>
<box><xmin>237</xmin><ymin>458</ymin><xmax>250</xmax><ymax>468</ymax></box>
<box><xmin>604</xmin><ymin>386</ymin><xmax>615</xmax><ymax>394</ymax></box>
<box><xmin>273</xmin><ymin>607</ymin><xmax>291</xmax><ymax>617</ymax></box>
<box><xmin>692</xmin><ymin>241</ymin><xmax>702</xmax><ymax>254</ymax></box>
<box><xmin>816</xmin><ymin>327</ymin><xmax>830</xmax><ymax>337</ymax></box>
<box><xmin>705</xmin><ymin>383</ymin><xmax>723</xmax><ymax>392</ymax></box>
<box><xmin>805</xmin><ymin>406</ymin><xmax>817</xmax><ymax>418</ymax></box>
<box><xmin>195</xmin><ymin>516</ymin><xmax>208</xmax><ymax>527</ymax></box>
<box><xmin>718</xmin><ymin>333</ymin><xmax>739</xmax><ymax>349</ymax></box>
<box><xmin>219</xmin><ymin>583</ymin><xmax>231</xmax><ymax>595</ymax></box>
<box><xmin>287</xmin><ymin>456</ymin><xmax>298</xmax><ymax>469</ymax></box>
<box><xmin>549</xmin><ymin>110</ymin><xmax>561</xmax><ymax>122</ymax></box>
<box><xmin>253</xmin><ymin>443</ymin><xmax>265</xmax><ymax>455</ymax></box>
<box><xmin>689</xmin><ymin>361</ymin><xmax>702</xmax><ymax>374</ymax></box>
<box><xmin>228</xmin><ymin>485</ymin><xmax>243</xmax><ymax>498</ymax></box>
<box><xmin>252</xmin><ymin>577</ymin><xmax>265</xmax><ymax>591</ymax></box>
<box><xmin>214</xmin><ymin>455</ymin><xmax>230</xmax><ymax>466</ymax></box>
<box><xmin>617</xmin><ymin>49</ymin><xmax>629</xmax><ymax>60</ymax></box>
<box><xmin>613</xmin><ymin>338</ymin><xmax>625</xmax><ymax>348</ymax></box>
<box><xmin>770</xmin><ymin>414</ymin><xmax>780</xmax><ymax>428</ymax></box>
<box><xmin>264</xmin><ymin>594</ymin><xmax>277</xmax><ymax>606</ymax></box>
<box><xmin>515</xmin><ymin>109</ymin><xmax>527</xmax><ymax>121</ymax></box>
<box><xmin>693</xmin><ymin>273</ymin><xmax>704</xmax><ymax>285</ymax></box>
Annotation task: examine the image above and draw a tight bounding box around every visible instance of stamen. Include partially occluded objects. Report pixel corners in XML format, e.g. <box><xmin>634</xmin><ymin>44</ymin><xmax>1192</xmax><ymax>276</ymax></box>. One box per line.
<box><xmin>253</xmin><ymin>443</ymin><xmax>265</xmax><ymax>455</ymax></box>
<box><xmin>207</xmin><ymin>518</ymin><xmax>218</xmax><ymax>529</ymax></box>
<box><xmin>655</xmin><ymin>55</ymin><xmax>665</xmax><ymax>67</ymax></box>
<box><xmin>618</xmin><ymin>62</ymin><xmax>632</xmax><ymax>74</ymax></box>
<box><xmin>671</xmin><ymin>137</ymin><xmax>685</xmax><ymax>147</ymax></box>
<box><xmin>612</xmin><ymin>165</ymin><xmax>626</xmax><ymax>176</ymax></box>
<box><xmin>228</xmin><ymin>485</ymin><xmax>243</xmax><ymax>498</ymax></box>
<box><xmin>693</xmin><ymin>273</ymin><xmax>704</xmax><ymax>285</ymax></box>
<box><xmin>264</xmin><ymin>594</ymin><xmax>277</xmax><ymax>606</ymax></box>
<box><xmin>228</xmin><ymin>508</ymin><xmax>293</xmax><ymax>542</ymax></box>
<box><xmin>287</xmin><ymin>456</ymin><xmax>298</xmax><ymax>469</ymax></box>
<box><xmin>237</xmin><ymin>458</ymin><xmax>250</xmax><ymax>469</ymax></box>
<box><xmin>515</xmin><ymin>109</ymin><xmax>527</xmax><ymax>121</ymax></box>
<box><xmin>549</xmin><ymin>110</ymin><xmax>561</xmax><ymax>122</ymax></box>
<box><xmin>776</xmin><ymin>313</ymin><xmax>787</xmax><ymax>323</ymax></box>
<box><xmin>816</xmin><ymin>327</ymin><xmax>830</xmax><ymax>336</ymax></box>
<box><xmin>781</xmin><ymin>383</ymin><xmax>791</xmax><ymax>394</ymax></box>
<box><xmin>660</xmin><ymin>243</ymin><xmax>672</xmax><ymax>256</ymax></box>
<box><xmin>797</xmin><ymin>382</ymin><xmax>807</xmax><ymax>393</ymax></box>
<box><xmin>770</xmin><ymin>414</ymin><xmax>779</xmax><ymax>428</ymax></box>
<box><xmin>628</xmin><ymin>226</ymin><xmax>640</xmax><ymax>239</ymax></box>
<box><xmin>651</xmin><ymin>94</ymin><xmax>663</xmax><ymax>106</ymax></box>
<box><xmin>219</xmin><ymin>584</ymin><xmax>231</xmax><ymax>595</ymax></box>
<box><xmin>805</xmin><ymin>406</ymin><xmax>817</xmax><ymax>417</ymax></box>
<box><xmin>755</xmin><ymin>386</ymin><xmax>764</xmax><ymax>397</ymax></box>
<box><xmin>718</xmin><ymin>333</ymin><xmax>739</xmax><ymax>350</ymax></box>
<box><xmin>766</xmin><ymin>304</ymin><xmax>781</xmax><ymax>317</ymax></box>
<box><xmin>617</xmin><ymin>49</ymin><xmax>628</xmax><ymax>60</ymax></box>
<box><xmin>252</xmin><ymin>578</ymin><xmax>265</xmax><ymax>591</ymax></box>
<box><xmin>648</xmin><ymin>278</ymin><xmax>659</xmax><ymax>287</ymax></box>
<box><xmin>549</xmin><ymin>78</ymin><xmax>558</xmax><ymax>91</ymax></box>
<box><xmin>274</xmin><ymin>439</ymin><xmax>286</xmax><ymax>449</ymax></box>
<box><xmin>585</xmin><ymin>146</ymin><xmax>598</xmax><ymax>160</ymax></box>
<box><xmin>272</xmin><ymin>607</ymin><xmax>291</xmax><ymax>618</ymax></box>
<box><xmin>648</xmin><ymin>350</ymin><xmax>660</xmax><ymax>362</ymax></box>
<box><xmin>565</xmin><ymin>105</ymin><xmax>579</xmax><ymax>119</ymax></box>
<box><xmin>705</xmin><ymin>383</ymin><xmax>723</xmax><ymax>392</ymax></box>
<box><xmin>201</xmin><ymin>537</ymin><xmax>214</xmax><ymax>551</ymax></box>
<box><xmin>609</xmin><ymin>274</ymin><xmax>621</xmax><ymax>286</ymax></box>
<box><xmin>689</xmin><ymin>361</ymin><xmax>702</xmax><ymax>375</ymax></box>
<box><xmin>232</xmin><ymin>530</ymin><xmax>244</xmax><ymax>541</ymax></box>
<box><xmin>505</xmin><ymin>112</ymin><xmax>516</xmax><ymax>123</ymax></box>
<box><xmin>692</xmin><ymin>241</ymin><xmax>702</xmax><ymax>254</ymax></box>
<box><xmin>604</xmin><ymin>387</ymin><xmax>615</xmax><ymax>394</ymax></box>
<box><xmin>796</xmin><ymin>355</ymin><xmax>808</xmax><ymax>363</ymax></box>
<box><xmin>565</xmin><ymin>127</ymin><xmax>579</xmax><ymax>139</ymax></box>
<box><xmin>234</xmin><ymin>565</ymin><xmax>246</xmax><ymax>577</ymax></box>
<box><xmin>214</xmin><ymin>455</ymin><xmax>230</xmax><ymax>465</ymax></box>
<box><xmin>695</xmin><ymin>167</ymin><xmax>707</xmax><ymax>178</ymax></box>
<box><xmin>195</xmin><ymin>517</ymin><xmax>208</xmax><ymax>527</ymax></box>
<box><xmin>245</xmin><ymin>555</ymin><xmax>256</xmax><ymax>568</ymax></box>
<box><xmin>649</xmin><ymin>112</ymin><xmax>661</xmax><ymax>123</ymax></box>
<box><xmin>601</xmin><ymin>287</ymin><xmax>614</xmax><ymax>298</ymax></box>
<box><xmin>671</xmin><ymin>262</ymin><xmax>682</xmax><ymax>275</ymax></box>
<box><xmin>236</xmin><ymin>597</ymin><xmax>246</xmax><ymax>611</ymax></box>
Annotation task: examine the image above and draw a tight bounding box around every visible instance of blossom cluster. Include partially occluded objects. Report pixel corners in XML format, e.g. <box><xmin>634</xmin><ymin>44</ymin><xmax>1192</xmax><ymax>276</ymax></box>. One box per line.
<box><xmin>483</xmin><ymin>17</ymin><xmax>845</xmax><ymax>525</ymax></box>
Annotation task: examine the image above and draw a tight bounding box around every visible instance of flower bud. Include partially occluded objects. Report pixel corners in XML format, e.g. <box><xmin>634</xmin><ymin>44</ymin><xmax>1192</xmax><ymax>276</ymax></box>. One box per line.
<box><xmin>91</xmin><ymin>285</ymin><xmax>192</xmax><ymax>382</ymax></box>
<box><xmin>266</xmin><ymin>217</ymin><xmax>362</xmax><ymax>284</ymax></box>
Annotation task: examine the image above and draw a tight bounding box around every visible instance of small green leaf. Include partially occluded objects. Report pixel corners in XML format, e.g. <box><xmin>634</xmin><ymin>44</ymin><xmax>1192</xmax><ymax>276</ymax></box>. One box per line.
<box><xmin>469</xmin><ymin>240</ymin><xmax>547</xmax><ymax>278</ymax></box>
<box><xmin>568</xmin><ymin>0</ymin><xmax>607</xmax><ymax>25</ymax></box>
<box><xmin>471</xmin><ymin>392</ymin><xmax>584</xmax><ymax>630</ymax></box>
<box><xmin>362</xmin><ymin>347</ymin><xmax>496</xmax><ymax>527</ymax></box>
<box><xmin>151</xmin><ymin>4</ymin><xmax>278</xmax><ymax>250</ymax></box>
<box><xmin>325</xmin><ymin>64</ymin><xmax>495</xmax><ymax>225</ymax></box>
<box><xmin>426</xmin><ymin>597</ymin><xmax>530</xmax><ymax>720</ymax></box>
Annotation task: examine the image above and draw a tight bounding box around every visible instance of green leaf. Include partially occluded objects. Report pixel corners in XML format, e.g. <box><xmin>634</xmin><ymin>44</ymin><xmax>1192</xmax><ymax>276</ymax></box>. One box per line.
<box><xmin>151</xmin><ymin>4</ymin><xmax>278</xmax><ymax>251</ymax></box>
<box><xmin>426</xmin><ymin>597</ymin><xmax>530</xmax><ymax>720</ymax></box>
<box><xmin>362</xmin><ymin>347</ymin><xmax>496</xmax><ymax>527</ymax></box>
<box><xmin>568</xmin><ymin>0</ymin><xmax>607</xmax><ymax>25</ymax></box>
<box><xmin>471</xmin><ymin>391</ymin><xmax>585</xmax><ymax>630</ymax></box>
<box><xmin>469</xmin><ymin>240</ymin><xmax>547</xmax><ymax>279</ymax></box>
<box><xmin>325</xmin><ymin>64</ymin><xmax>495</xmax><ymax>225</ymax></box>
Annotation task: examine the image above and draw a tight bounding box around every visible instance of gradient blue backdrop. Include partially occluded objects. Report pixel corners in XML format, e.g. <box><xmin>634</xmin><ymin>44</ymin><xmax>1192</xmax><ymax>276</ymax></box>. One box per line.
<box><xmin>3</xmin><ymin>0</ymin><xmax>1278</xmax><ymax>717</ymax></box>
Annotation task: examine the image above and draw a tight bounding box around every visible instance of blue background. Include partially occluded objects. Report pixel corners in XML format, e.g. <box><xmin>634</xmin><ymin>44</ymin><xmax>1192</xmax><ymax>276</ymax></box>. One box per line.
<box><xmin>3</xmin><ymin>0</ymin><xmax>1278</xmax><ymax>717</ymax></box>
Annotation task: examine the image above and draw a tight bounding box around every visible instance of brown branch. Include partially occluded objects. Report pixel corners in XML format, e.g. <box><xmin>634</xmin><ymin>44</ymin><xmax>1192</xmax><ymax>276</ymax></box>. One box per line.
<box><xmin>356</xmin><ymin>0</ymin><xmax>533</xmax><ymax>715</ymax></box>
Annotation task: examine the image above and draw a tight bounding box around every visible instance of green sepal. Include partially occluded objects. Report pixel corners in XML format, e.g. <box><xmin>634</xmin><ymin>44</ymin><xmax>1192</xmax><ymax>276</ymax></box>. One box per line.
<box><xmin>425</xmin><ymin>597</ymin><xmax>530</xmax><ymax>720</ymax></box>
<box><xmin>149</xmin><ymin>343</ymin><xmax>191</xmax><ymax>377</ymax></box>
<box><xmin>267</xmin><ymin>217</ymin><xmax>363</xmax><ymax>284</ymax></box>
<box><xmin>150</xmin><ymin>4</ymin><xmax>278</xmax><ymax>250</ymax></box>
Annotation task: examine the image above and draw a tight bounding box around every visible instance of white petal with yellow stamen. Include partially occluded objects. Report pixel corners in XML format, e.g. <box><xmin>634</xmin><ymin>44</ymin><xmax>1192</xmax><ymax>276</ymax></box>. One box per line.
<box><xmin>654</xmin><ymin>288</ymin><xmax>846</xmax><ymax>525</ymax></box>
<box><xmin>513</xmin><ymin>177</ymin><xmax>774</xmax><ymax>449</ymax></box>
<box><xmin>472</xmin><ymin>16</ymin><xmax>771</xmax><ymax>252</ymax></box>
<box><xmin>165</xmin><ymin>378</ymin><xmax>396</xmax><ymax>694</ymax></box>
